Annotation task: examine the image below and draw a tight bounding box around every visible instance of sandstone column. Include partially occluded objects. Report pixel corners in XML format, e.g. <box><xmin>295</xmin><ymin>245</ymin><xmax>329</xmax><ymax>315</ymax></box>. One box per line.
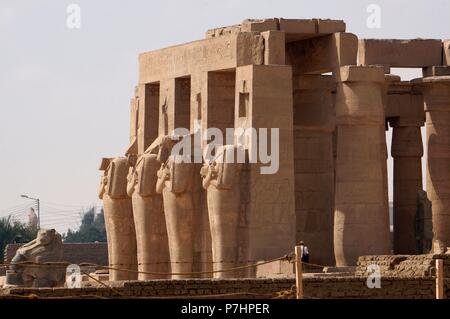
<box><xmin>333</xmin><ymin>66</ymin><xmax>390</xmax><ymax>266</ymax></box>
<box><xmin>293</xmin><ymin>75</ymin><xmax>335</xmax><ymax>266</ymax></box>
<box><xmin>156</xmin><ymin>136</ymin><xmax>198</xmax><ymax>279</ymax></box>
<box><xmin>127</xmin><ymin>153</ymin><xmax>170</xmax><ymax>280</ymax></box>
<box><xmin>201</xmin><ymin>145</ymin><xmax>242</xmax><ymax>278</ymax></box>
<box><xmin>391</xmin><ymin>125</ymin><xmax>423</xmax><ymax>253</ymax></box>
<box><xmin>98</xmin><ymin>157</ymin><xmax>138</xmax><ymax>281</ymax></box>
<box><xmin>417</xmin><ymin>76</ymin><xmax>450</xmax><ymax>248</ymax></box>
<box><xmin>387</xmin><ymin>85</ymin><xmax>425</xmax><ymax>254</ymax></box>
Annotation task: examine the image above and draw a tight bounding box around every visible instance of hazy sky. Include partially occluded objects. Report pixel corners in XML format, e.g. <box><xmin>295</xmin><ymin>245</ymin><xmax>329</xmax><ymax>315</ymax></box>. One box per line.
<box><xmin>1</xmin><ymin>0</ymin><xmax>449</xmax><ymax>233</ymax></box>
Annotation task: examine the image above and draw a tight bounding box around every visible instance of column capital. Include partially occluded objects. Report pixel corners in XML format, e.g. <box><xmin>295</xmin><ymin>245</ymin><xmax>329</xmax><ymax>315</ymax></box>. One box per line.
<box><xmin>391</xmin><ymin>125</ymin><xmax>423</xmax><ymax>158</ymax></box>
<box><xmin>413</xmin><ymin>76</ymin><xmax>450</xmax><ymax>113</ymax></box>
<box><xmin>335</xmin><ymin>67</ymin><xmax>386</xmax><ymax>126</ymax></box>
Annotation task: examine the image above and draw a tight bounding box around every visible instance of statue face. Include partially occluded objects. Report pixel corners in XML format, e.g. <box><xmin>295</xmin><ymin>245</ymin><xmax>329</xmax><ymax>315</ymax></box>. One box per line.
<box><xmin>37</xmin><ymin>229</ymin><xmax>56</xmax><ymax>245</ymax></box>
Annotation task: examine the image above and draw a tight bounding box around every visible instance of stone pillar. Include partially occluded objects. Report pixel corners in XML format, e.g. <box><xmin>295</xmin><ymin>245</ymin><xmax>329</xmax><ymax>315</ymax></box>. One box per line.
<box><xmin>98</xmin><ymin>157</ymin><xmax>138</xmax><ymax>281</ymax></box>
<box><xmin>127</xmin><ymin>153</ymin><xmax>170</xmax><ymax>280</ymax></box>
<box><xmin>391</xmin><ymin>125</ymin><xmax>423</xmax><ymax>253</ymax></box>
<box><xmin>293</xmin><ymin>75</ymin><xmax>335</xmax><ymax>266</ymax></box>
<box><xmin>388</xmin><ymin>86</ymin><xmax>425</xmax><ymax>254</ymax></box>
<box><xmin>134</xmin><ymin>84</ymin><xmax>160</xmax><ymax>154</ymax></box>
<box><xmin>235</xmin><ymin>65</ymin><xmax>296</xmax><ymax>275</ymax></box>
<box><xmin>201</xmin><ymin>145</ymin><xmax>242</xmax><ymax>278</ymax></box>
<box><xmin>333</xmin><ymin>66</ymin><xmax>390</xmax><ymax>266</ymax></box>
<box><xmin>156</xmin><ymin>136</ymin><xmax>198</xmax><ymax>279</ymax></box>
<box><xmin>386</xmin><ymin>80</ymin><xmax>425</xmax><ymax>254</ymax></box>
<box><xmin>418</xmin><ymin>76</ymin><xmax>450</xmax><ymax>248</ymax></box>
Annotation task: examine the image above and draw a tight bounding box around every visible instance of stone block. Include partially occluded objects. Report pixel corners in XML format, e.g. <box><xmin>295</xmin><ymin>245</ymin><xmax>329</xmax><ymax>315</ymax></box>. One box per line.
<box><xmin>316</xmin><ymin>19</ymin><xmax>346</xmax><ymax>34</ymax></box>
<box><xmin>423</xmin><ymin>66</ymin><xmax>450</xmax><ymax>77</ymax></box>
<box><xmin>335</xmin><ymin>65</ymin><xmax>385</xmax><ymax>83</ymax></box>
<box><xmin>358</xmin><ymin>39</ymin><xmax>443</xmax><ymax>67</ymax></box>
<box><xmin>279</xmin><ymin>18</ymin><xmax>316</xmax><ymax>42</ymax></box>
<box><xmin>286</xmin><ymin>33</ymin><xmax>358</xmax><ymax>74</ymax></box>
<box><xmin>261</xmin><ymin>31</ymin><xmax>285</xmax><ymax>65</ymax></box>
<box><xmin>241</xmin><ymin>19</ymin><xmax>278</xmax><ymax>32</ymax></box>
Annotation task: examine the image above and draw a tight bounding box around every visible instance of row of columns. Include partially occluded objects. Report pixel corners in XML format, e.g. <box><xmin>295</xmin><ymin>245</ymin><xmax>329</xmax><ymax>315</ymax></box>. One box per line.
<box><xmin>100</xmin><ymin>65</ymin><xmax>450</xmax><ymax>278</ymax></box>
<box><xmin>100</xmin><ymin>64</ymin><xmax>296</xmax><ymax>280</ymax></box>
<box><xmin>295</xmin><ymin>67</ymin><xmax>450</xmax><ymax>266</ymax></box>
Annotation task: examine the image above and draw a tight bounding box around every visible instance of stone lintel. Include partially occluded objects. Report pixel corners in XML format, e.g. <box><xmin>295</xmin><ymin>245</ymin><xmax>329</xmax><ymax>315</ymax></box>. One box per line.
<box><xmin>334</xmin><ymin>65</ymin><xmax>385</xmax><ymax>83</ymax></box>
<box><xmin>139</xmin><ymin>32</ymin><xmax>263</xmax><ymax>84</ymax></box>
<box><xmin>412</xmin><ymin>75</ymin><xmax>450</xmax><ymax>84</ymax></box>
<box><xmin>385</xmin><ymin>74</ymin><xmax>401</xmax><ymax>83</ymax></box>
<box><xmin>358</xmin><ymin>39</ymin><xmax>443</xmax><ymax>68</ymax></box>
<box><xmin>287</xmin><ymin>33</ymin><xmax>358</xmax><ymax>75</ymax></box>
<box><xmin>293</xmin><ymin>74</ymin><xmax>335</xmax><ymax>91</ymax></box>
<box><xmin>422</xmin><ymin>66</ymin><xmax>450</xmax><ymax>77</ymax></box>
<box><xmin>241</xmin><ymin>18</ymin><xmax>278</xmax><ymax>32</ymax></box>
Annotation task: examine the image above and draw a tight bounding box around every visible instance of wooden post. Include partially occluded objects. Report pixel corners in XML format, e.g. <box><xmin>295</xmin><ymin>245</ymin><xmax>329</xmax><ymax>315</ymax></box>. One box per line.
<box><xmin>436</xmin><ymin>259</ymin><xmax>444</xmax><ymax>299</ymax></box>
<box><xmin>295</xmin><ymin>245</ymin><xmax>303</xmax><ymax>299</ymax></box>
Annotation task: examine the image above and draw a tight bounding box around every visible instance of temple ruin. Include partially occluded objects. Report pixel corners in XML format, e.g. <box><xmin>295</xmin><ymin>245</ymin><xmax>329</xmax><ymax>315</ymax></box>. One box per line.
<box><xmin>98</xmin><ymin>18</ymin><xmax>450</xmax><ymax>280</ymax></box>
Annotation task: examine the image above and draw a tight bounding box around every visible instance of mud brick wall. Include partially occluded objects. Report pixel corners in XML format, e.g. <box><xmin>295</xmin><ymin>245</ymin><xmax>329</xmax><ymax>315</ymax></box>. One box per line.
<box><xmin>2</xmin><ymin>277</ymin><xmax>449</xmax><ymax>299</ymax></box>
<box><xmin>304</xmin><ymin>276</ymin><xmax>450</xmax><ymax>299</ymax></box>
<box><xmin>4</xmin><ymin>243</ymin><xmax>108</xmax><ymax>266</ymax></box>
<box><xmin>356</xmin><ymin>254</ymin><xmax>450</xmax><ymax>278</ymax></box>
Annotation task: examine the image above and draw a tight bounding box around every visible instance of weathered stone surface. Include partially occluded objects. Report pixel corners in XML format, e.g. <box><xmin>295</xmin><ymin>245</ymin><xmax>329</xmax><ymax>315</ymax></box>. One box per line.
<box><xmin>387</xmin><ymin>81</ymin><xmax>425</xmax><ymax>254</ymax></box>
<box><xmin>415</xmin><ymin>76</ymin><xmax>450</xmax><ymax>249</ymax></box>
<box><xmin>286</xmin><ymin>33</ymin><xmax>358</xmax><ymax>75</ymax></box>
<box><xmin>358</xmin><ymin>39</ymin><xmax>443</xmax><ymax>67</ymax></box>
<box><xmin>423</xmin><ymin>66</ymin><xmax>450</xmax><ymax>77</ymax></box>
<box><xmin>201</xmin><ymin>145</ymin><xmax>243</xmax><ymax>278</ymax></box>
<box><xmin>293</xmin><ymin>75</ymin><xmax>335</xmax><ymax>266</ymax></box>
<box><xmin>443</xmin><ymin>40</ymin><xmax>450</xmax><ymax>66</ymax></box>
<box><xmin>99</xmin><ymin>157</ymin><xmax>138</xmax><ymax>281</ymax></box>
<box><xmin>333</xmin><ymin>66</ymin><xmax>390</xmax><ymax>266</ymax></box>
<box><xmin>156</xmin><ymin>135</ymin><xmax>200</xmax><ymax>279</ymax></box>
<box><xmin>235</xmin><ymin>65</ymin><xmax>296</xmax><ymax>276</ymax></box>
<box><xmin>1</xmin><ymin>273</ymin><xmax>449</xmax><ymax>299</ymax></box>
<box><xmin>127</xmin><ymin>153</ymin><xmax>170</xmax><ymax>280</ymax></box>
<box><xmin>416</xmin><ymin>191</ymin><xmax>433</xmax><ymax>254</ymax></box>
<box><xmin>5</xmin><ymin>229</ymin><xmax>64</xmax><ymax>288</ymax></box>
<box><xmin>261</xmin><ymin>30</ymin><xmax>285</xmax><ymax>65</ymax></box>
<box><xmin>99</xmin><ymin>18</ymin><xmax>450</xmax><ymax>283</ymax></box>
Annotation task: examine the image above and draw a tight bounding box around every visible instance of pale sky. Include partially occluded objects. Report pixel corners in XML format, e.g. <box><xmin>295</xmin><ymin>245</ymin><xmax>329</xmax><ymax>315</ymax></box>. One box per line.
<box><xmin>0</xmin><ymin>0</ymin><xmax>449</xmax><ymax>234</ymax></box>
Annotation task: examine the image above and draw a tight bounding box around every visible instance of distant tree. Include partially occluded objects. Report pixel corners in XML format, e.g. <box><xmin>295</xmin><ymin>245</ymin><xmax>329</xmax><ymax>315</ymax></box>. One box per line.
<box><xmin>0</xmin><ymin>216</ymin><xmax>38</xmax><ymax>262</ymax></box>
<box><xmin>63</xmin><ymin>207</ymin><xmax>107</xmax><ymax>243</ymax></box>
